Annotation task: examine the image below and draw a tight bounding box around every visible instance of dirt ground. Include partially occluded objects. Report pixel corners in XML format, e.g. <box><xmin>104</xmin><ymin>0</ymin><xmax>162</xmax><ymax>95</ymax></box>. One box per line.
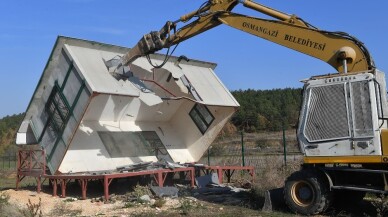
<box><xmin>0</xmin><ymin>182</ymin><xmax>278</xmax><ymax>217</ymax></box>
<box><xmin>0</xmin><ymin>175</ymin><xmax>284</xmax><ymax>217</ymax></box>
<box><xmin>2</xmin><ymin>188</ymin><xmax>181</xmax><ymax>216</ymax></box>
<box><xmin>0</xmin><ymin>174</ymin><xmax>384</xmax><ymax>217</ymax></box>
<box><xmin>0</xmin><ymin>153</ymin><xmax>382</xmax><ymax>217</ymax></box>
<box><xmin>5</xmin><ymin>189</ymin><xmax>115</xmax><ymax>215</ymax></box>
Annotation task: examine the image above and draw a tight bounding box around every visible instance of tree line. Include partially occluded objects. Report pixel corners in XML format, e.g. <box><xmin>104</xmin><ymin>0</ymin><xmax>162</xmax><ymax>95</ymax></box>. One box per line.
<box><xmin>230</xmin><ymin>88</ymin><xmax>302</xmax><ymax>132</ymax></box>
<box><xmin>0</xmin><ymin>113</ymin><xmax>24</xmax><ymax>154</ymax></box>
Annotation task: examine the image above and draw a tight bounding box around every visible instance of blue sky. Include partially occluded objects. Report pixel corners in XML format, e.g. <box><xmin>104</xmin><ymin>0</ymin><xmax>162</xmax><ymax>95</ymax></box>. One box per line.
<box><xmin>1</xmin><ymin>0</ymin><xmax>387</xmax><ymax>118</ymax></box>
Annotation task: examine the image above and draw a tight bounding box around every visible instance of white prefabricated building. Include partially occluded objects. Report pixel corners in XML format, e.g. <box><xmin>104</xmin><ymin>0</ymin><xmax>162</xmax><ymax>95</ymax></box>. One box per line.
<box><xmin>16</xmin><ymin>36</ymin><xmax>239</xmax><ymax>175</ymax></box>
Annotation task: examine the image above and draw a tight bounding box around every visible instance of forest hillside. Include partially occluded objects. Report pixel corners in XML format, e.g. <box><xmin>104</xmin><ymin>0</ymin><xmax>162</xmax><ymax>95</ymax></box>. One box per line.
<box><xmin>0</xmin><ymin>113</ymin><xmax>24</xmax><ymax>154</ymax></box>
<box><xmin>231</xmin><ymin>88</ymin><xmax>302</xmax><ymax>132</ymax></box>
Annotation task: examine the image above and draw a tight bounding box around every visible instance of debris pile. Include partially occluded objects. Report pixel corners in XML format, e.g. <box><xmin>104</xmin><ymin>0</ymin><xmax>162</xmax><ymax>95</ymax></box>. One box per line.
<box><xmin>93</xmin><ymin>172</ymin><xmax>255</xmax><ymax>210</ymax></box>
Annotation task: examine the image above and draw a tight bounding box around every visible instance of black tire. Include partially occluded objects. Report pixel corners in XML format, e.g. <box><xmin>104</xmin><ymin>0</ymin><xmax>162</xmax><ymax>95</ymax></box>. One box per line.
<box><xmin>284</xmin><ymin>169</ymin><xmax>332</xmax><ymax>215</ymax></box>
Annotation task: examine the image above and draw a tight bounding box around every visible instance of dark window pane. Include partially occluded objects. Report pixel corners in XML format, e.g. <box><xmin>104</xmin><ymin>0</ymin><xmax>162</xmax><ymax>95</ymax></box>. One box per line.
<box><xmin>98</xmin><ymin>131</ymin><xmax>172</xmax><ymax>161</ymax></box>
<box><xmin>189</xmin><ymin>104</ymin><xmax>214</xmax><ymax>134</ymax></box>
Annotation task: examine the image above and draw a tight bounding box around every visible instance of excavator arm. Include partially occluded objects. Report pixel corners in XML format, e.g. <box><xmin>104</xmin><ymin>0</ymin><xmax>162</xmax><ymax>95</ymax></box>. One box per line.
<box><xmin>120</xmin><ymin>0</ymin><xmax>374</xmax><ymax>74</ymax></box>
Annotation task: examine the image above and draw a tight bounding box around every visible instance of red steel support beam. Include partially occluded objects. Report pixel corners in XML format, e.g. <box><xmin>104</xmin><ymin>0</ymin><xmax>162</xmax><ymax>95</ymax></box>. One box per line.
<box><xmin>16</xmin><ymin>175</ymin><xmax>21</xmax><ymax>190</ymax></box>
<box><xmin>51</xmin><ymin>179</ymin><xmax>58</xmax><ymax>197</ymax></box>
<box><xmin>217</xmin><ymin>168</ymin><xmax>223</xmax><ymax>184</ymax></box>
<box><xmin>16</xmin><ymin>150</ymin><xmax>24</xmax><ymax>189</ymax></box>
<box><xmin>22</xmin><ymin>166</ymin><xmax>239</xmax><ymax>200</ymax></box>
<box><xmin>42</xmin><ymin>150</ymin><xmax>46</xmax><ymax>175</ymax></box>
<box><xmin>80</xmin><ymin>179</ymin><xmax>88</xmax><ymax>200</ymax></box>
<box><xmin>37</xmin><ymin>176</ymin><xmax>41</xmax><ymax>193</ymax></box>
<box><xmin>190</xmin><ymin>168</ymin><xmax>195</xmax><ymax>187</ymax></box>
<box><xmin>60</xmin><ymin>179</ymin><xmax>67</xmax><ymax>198</ymax></box>
<box><xmin>104</xmin><ymin>176</ymin><xmax>109</xmax><ymax>201</ymax></box>
<box><xmin>29</xmin><ymin>150</ymin><xmax>32</xmax><ymax>171</ymax></box>
<box><xmin>16</xmin><ymin>149</ymin><xmax>46</xmax><ymax>190</ymax></box>
<box><xmin>157</xmin><ymin>171</ymin><xmax>164</xmax><ymax>187</ymax></box>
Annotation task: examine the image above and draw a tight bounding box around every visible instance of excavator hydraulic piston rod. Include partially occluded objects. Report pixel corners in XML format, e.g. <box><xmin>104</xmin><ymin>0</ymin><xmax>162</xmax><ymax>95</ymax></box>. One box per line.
<box><xmin>240</xmin><ymin>0</ymin><xmax>290</xmax><ymax>21</ymax></box>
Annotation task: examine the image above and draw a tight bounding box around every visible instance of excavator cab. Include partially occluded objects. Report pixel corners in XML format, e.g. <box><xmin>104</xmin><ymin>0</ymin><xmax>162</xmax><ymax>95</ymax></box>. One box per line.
<box><xmin>298</xmin><ymin>70</ymin><xmax>388</xmax><ymax>160</ymax></box>
<box><xmin>284</xmin><ymin>70</ymin><xmax>388</xmax><ymax>215</ymax></box>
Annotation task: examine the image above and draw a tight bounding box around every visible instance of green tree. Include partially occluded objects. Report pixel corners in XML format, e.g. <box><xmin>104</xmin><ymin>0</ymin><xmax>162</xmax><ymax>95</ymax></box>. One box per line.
<box><xmin>0</xmin><ymin>113</ymin><xmax>24</xmax><ymax>154</ymax></box>
<box><xmin>231</xmin><ymin>88</ymin><xmax>302</xmax><ymax>132</ymax></box>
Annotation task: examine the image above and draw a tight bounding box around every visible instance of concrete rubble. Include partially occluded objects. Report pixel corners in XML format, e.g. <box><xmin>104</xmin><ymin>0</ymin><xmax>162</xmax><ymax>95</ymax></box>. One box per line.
<box><xmin>195</xmin><ymin>173</ymin><xmax>220</xmax><ymax>188</ymax></box>
<box><xmin>150</xmin><ymin>186</ymin><xmax>179</xmax><ymax>198</ymax></box>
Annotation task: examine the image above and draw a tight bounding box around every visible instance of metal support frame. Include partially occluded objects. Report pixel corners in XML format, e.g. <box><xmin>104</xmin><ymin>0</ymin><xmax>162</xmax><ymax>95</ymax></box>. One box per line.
<box><xmin>16</xmin><ymin>164</ymin><xmax>254</xmax><ymax>201</ymax></box>
<box><xmin>16</xmin><ymin>149</ymin><xmax>46</xmax><ymax>192</ymax></box>
<box><xmin>50</xmin><ymin>179</ymin><xmax>58</xmax><ymax>197</ymax></box>
<box><xmin>44</xmin><ymin>167</ymin><xmax>196</xmax><ymax>201</ymax></box>
<box><xmin>79</xmin><ymin>179</ymin><xmax>89</xmax><ymax>199</ymax></box>
<box><xmin>102</xmin><ymin>167</ymin><xmax>195</xmax><ymax>201</ymax></box>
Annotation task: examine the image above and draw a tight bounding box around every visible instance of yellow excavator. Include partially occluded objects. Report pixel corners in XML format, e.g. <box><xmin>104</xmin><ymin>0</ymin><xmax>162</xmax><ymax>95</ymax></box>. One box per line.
<box><xmin>112</xmin><ymin>0</ymin><xmax>387</xmax><ymax>215</ymax></box>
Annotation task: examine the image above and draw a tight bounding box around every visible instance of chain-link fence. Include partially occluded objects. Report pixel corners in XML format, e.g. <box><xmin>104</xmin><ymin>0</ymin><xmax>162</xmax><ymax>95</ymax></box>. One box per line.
<box><xmin>0</xmin><ymin>152</ymin><xmax>17</xmax><ymax>170</ymax></box>
<box><xmin>199</xmin><ymin>130</ymin><xmax>303</xmax><ymax>175</ymax></box>
<box><xmin>0</xmin><ymin>131</ymin><xmax>302</xmax><ymax>172</ymax></box>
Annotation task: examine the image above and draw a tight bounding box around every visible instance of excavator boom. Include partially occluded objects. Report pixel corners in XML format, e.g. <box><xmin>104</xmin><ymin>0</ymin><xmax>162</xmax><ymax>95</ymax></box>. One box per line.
<box><xmin>120</xmin><ymin>0</ymin><xmax>374</xmax><ymax>74</ymax></box>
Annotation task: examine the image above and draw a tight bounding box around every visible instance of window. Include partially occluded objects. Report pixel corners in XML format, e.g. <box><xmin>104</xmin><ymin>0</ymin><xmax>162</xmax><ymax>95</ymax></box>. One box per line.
<box><xmin>32</xmin><ymin>50</ymin><xmax>91</xmax><ymax>172</ymax></box>
<box><xmin>45</xmin><ymin>84</ymin><xmax>70</xmax><ymax>136</ymax></box>
<box><xmin>98</xmin><ymin>131</ymin><xmax>172</xmax><ymax>161</ymax></box>
<box><xmin>189</xmin><ymin>104</ymin><xmax>214</xmax><ymax>134</ymax></box>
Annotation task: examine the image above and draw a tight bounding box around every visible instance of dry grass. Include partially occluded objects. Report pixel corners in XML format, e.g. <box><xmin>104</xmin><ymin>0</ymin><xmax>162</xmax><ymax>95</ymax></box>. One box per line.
<box><xmin>129</xmin><ymin>184</ymin><xmax>152</xmax><ymax>201</ymax></box>
<box><xmin>19</xmin><ymin>198</ymin><xmax>43</xmax><ymax>217</ymax></box>
<box><xmin>0</xmin><ymin>170</ymin><xmax>42</xmax><ymax>191</ymax></box>
<box><xmin>47</xmin><ymin>202</ymin><xmax>82</xmax><ymax>217</ymax></box>
<box><xmin>255</xmin><ymin>156</ymin><xmax>302</xmax><ymax>191</ymax></box>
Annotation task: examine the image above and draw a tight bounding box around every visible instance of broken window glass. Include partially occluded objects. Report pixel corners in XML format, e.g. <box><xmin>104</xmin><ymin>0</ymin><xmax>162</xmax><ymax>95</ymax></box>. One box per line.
<box><xmin>141</xmin><ymin>131</ymin><xmax>172</xmax><ymax>162</ymax></box>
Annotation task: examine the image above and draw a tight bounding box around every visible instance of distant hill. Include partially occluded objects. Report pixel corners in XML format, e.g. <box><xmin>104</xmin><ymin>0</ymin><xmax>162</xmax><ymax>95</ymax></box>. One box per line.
<box><xmin>0</xmin><ymin>113</ymin><xmax>24</xmax><ymax>154</ymax></box>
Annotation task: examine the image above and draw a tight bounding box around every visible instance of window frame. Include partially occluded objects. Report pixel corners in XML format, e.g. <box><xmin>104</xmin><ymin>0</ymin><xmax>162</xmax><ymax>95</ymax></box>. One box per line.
<box><xmin>189</xmin><ymin>104</ymin><xmax>215</xmax><ymax>134</ymax></box>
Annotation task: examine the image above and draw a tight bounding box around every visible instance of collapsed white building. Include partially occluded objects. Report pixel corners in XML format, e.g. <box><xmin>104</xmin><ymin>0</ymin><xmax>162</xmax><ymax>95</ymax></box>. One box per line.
<box><xmin>16</xmin><ymin>36</ymin><xmax>239</xmax><ymax>175</ymax></box>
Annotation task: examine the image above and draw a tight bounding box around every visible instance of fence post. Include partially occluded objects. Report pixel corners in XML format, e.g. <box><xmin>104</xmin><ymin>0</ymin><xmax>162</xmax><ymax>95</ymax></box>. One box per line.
<box><xmin>283</xmin><ymin>124</ymin><xmax>287</xmax><ymax>167</ymax></box>
<box><xmin>241</xmin><ymin>131</ymin><xmax>245</xmax><ymax>167</ymax></box>
<box><xmin>207</xmin><ymin>147</ymin><xmax>211</xmax><ymax>166</ymax></box>
<box><xmin>8</xmin><ymin>152</ymin><xmax>11</xmax><ymax>168</ymax></box>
